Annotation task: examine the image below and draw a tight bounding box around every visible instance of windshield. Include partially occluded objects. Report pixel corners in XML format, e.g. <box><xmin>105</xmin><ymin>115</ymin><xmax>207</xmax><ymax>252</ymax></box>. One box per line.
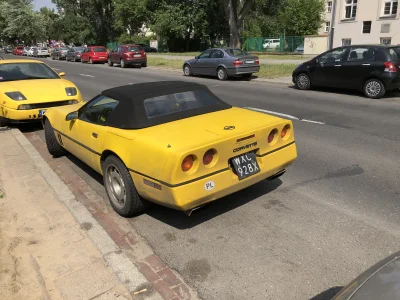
<box><xmin>144</xmin><ymin>90</ymin><xmax>221</xmax><ymax>118</ymax></box>
<box><xmin>74</xmin><ymin>47</ymin><xmax>84</xmax><ymax>52</ymax></box>
<box><xmin>93</xmin><ymin>47</ymin><xmax>107</xmax><ymax>52</ymax></box>
<box><xmin>225</xmin><ymin>48</ymin><xmax>249</xmax><ymax>57</ymax></box>
<box><xmin>0</xmin><ymin>63</ymin><xmax>59</xmax><ymax>82</ymax></box>
<box><xmin>388</xmin><ymin>47</ymin><xmax>400</xmax><ymax>60</ymax></box>
<box><xmin>126</xmin><ymin>46</ymin><xmax>143</xmax><ymax>52</ymax></box>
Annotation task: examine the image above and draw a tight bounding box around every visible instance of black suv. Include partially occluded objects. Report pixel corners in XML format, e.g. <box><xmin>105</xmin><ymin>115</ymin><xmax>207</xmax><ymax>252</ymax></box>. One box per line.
<box><xmin>292</xmin><ymin>45</ymin><xmax>400</xmax><ymax>98</ymax></box>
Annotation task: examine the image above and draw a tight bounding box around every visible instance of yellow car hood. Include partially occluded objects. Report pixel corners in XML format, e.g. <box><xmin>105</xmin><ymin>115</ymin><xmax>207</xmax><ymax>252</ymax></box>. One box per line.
<box><xmin>0</xmin><ymin>79</ymin><xmax>75</xmax><ymax>103</ymax></box>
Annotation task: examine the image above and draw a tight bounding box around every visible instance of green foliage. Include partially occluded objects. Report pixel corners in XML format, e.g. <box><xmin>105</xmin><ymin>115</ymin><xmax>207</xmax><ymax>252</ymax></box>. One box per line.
<box><xmin>278</xmin><ymin>0</ymin><xmax>325</xmax><ymax>36</ymax></box>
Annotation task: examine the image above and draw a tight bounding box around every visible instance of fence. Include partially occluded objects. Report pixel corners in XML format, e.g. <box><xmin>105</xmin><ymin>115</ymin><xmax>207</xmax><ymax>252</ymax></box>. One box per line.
<box><xmin>245</xmin><ymin>36</ymin><xmax>304</xmax><ymax>53</ymax></box>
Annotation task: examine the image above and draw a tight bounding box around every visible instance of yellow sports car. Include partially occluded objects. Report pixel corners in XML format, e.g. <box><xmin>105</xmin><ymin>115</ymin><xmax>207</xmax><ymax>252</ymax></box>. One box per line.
<box><xmin>43</xmin><ymin>81</ymin><xmax>297</xmax><ymax>217</ymax></box>
<box><xmin>0</xmin><ymin>59</ymin><xmax>82</xmax><ymax>126</ymax></box>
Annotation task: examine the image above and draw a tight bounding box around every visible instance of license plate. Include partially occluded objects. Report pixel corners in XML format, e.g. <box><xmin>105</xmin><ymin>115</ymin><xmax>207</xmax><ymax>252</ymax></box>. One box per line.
<box><xmin>99</xmin><ymin>56</ymin><xmax>105</xmax><ymax>58</ymax></box>
<box><xmin>134</xmin><ymin>54</ymin><xmax>141</xmax><ymax>57</ymax></box>
<box><xmin>231</xmin><ymin>152</ymin><xmax>260</xmax><ymax>180</ymax></box>
<box><xmin>38</xmin><ymin>110</ymin><xmax>47</xmax><ymax>117</ymax></box>
<box><xmin>245</xmin><ymin>60</ymin><xmax>255</xmax><ymax>64</ymax></box>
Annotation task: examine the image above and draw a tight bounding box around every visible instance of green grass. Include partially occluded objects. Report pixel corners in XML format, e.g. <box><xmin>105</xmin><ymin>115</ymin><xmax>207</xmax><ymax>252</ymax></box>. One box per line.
<box><xmin>150</xmin><ymin>52</ymin><xmax>309</xmax><ymax>60</ymax></box>
<box><xmin>147</xmin><ymin>57</ymin><xmax>296</xmax><ymax>79</ymax></box>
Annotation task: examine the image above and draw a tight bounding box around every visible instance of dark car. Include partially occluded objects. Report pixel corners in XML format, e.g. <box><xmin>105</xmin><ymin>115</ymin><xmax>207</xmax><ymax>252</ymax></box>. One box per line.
<box><xmin>4</xmin><ymin>46</ymin><xmax>13</xmax><ymax>53</ymax></box>
<box><xmin>107</xmin><ymin>44</ymin><xmax>147</xmax><ymax>68</ymax></box>
<box><xmin>333</xmin><ymin>250</ymin><xmax>400</xmax><ymax>300</ymax></box>
<box><xmin>51</xmin><ymin>47</ymin><xmax>70</xmax><ymax>60</ymax></box>
<box><xmin>66</xmin><ymin>47</ymin><xmax>85</xmax><ymax>62</ymax></box>
<box><xmin>183</xmin><ymin>48</ymin><xmax>260</xmax><ymax>80</ymax></box>
<box><xmin>292</xmin><ymin>45</ymin><xmax>400</xmax><ymax>99</ymax></box>
<box><xmin>136</xmin><ymin>43</ymin><xmax>157</xmax><ymax>52</ymax></box>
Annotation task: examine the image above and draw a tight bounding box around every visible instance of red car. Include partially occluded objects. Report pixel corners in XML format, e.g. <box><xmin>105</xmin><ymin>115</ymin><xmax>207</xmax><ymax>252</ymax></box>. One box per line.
<box><xmin>80</xmin><ymin>46</ymin><xmax>108</xmax><ymax>64</ymax></box>
<box><xmin>12</xmin><ymin>46</ymin><xmax>24</xmax><ymax>56</ymax></box>
<box><xmin>107</xmin><ymin>44</ymin><xmax>147</xmax><ymax>68</ymax></box>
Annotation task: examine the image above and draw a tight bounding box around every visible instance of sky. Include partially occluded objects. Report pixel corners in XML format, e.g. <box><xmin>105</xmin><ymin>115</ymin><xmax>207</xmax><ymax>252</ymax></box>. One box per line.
<box><xmin>33</xmin><ymin>0</ymin><xmax>57</xmax><ymax>11</ymax></box>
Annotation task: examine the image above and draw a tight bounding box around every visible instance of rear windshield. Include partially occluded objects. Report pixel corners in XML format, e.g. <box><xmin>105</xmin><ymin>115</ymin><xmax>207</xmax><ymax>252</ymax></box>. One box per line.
<box><xmin>17</xmin><ymin>46</ymin><xmax>24</xmax><ymax>49</ymax></box>
<box><xmin>144</xmin><ymin>90</ymin><xmax>221</xmax><ymax>118</ymax></box>
<box><xmin>225</xmin><ymin>49</ymin><xmax>249</xmax><ymax>57</ymax></box>
<box><xmin>388</xmin><ymin>47</ymin><xmax>400</xmax><ymax>60</ymax></box>
<box><xmin>93</xmin><ymin>47</ymin><xmax>107</xmax><ymax>52</ymax></box>
<box><xmin>74</xmin><ymin>47</ymin><xmax>84</xmax><ymax>52</ymax></box>
<box><xmin>126</xmin><ymin>46</ymin><xmax>143</xmax><ymax>52</ymax></box>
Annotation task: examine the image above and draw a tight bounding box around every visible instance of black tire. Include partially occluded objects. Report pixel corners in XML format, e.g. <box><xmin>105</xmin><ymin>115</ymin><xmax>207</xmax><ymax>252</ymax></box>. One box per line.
<box><xmin>0</xmin><ymin>117</ymin><xmax>8</xmax><ymax>127</ymax></box>
<box><xmin>142</xmin><ymin>62</ymin><xmax>147</xmax><ymax>68</ymax></box>
<box><xmin>108</xmin><ymin>58</ymin><xmax>113</xmax><ymax>66</ymax></box>
<box><xmin>120</xmin><ymin>59</ymin><xmax>126</xmax><ymax>68</ymax></box>
<box><xmin>217</xmin><ymin>67</ymin><xmax>228</xmax><ymax>80</ymax></box>
<box><xmin>52</xmin><ymin>55</ymin><xmax>55</xmax><ymax>60</ymax></box>
<box><xmin>295</xmin><ymin>73</ymin><xmax>311</xmax><ymax>90</ymax></box>
<box><xmin>44</xmin><ymin>119</ymin><xmax>67</xmax><ymax>157</ymax></box>
<box><xmin>102</xmin><ymin>155</ymin><xmax>149</xmax><ymax>217</ymax></box>
<box><xmin>183</xmin><ymin>64</ymin><xmax>192</xmax><ymax>76</ymax></box>
<box><xmin>363</xmin><ymin>78</ymin><xmax>386</xmax><ymax>99</ymax></box>
<box><xmin>242</xmin><ymin>73</ymin><xmax>252</xmax><ymax>79</ymax></box>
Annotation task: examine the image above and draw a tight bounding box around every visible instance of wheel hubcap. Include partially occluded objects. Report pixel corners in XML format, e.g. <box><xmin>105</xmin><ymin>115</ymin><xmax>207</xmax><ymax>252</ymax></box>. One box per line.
<box><xmin>184</xmin><ymin>66</ymin><xmax>190</xmax><ymax>75</ymax></box>
<box><xmin>121</xmin><ymin>60</ymin><xmax>124</xmax><ymax>67</ymax></box>
<box><xmin>105</xmin><ymin>164</ymin><xmax>126</xmax><ymax>209</ymax></box>
<box><xmin>366</xmin><ymin>81</ymin><xmax>381</xmax><ymax>97</ymax></box>
<box><xmin>297</xmin><ymin>75</ymin><xmax>309</xmax><ymax>88</ymax></box>
<box><xmin>218</xmin><ymin>69</ymin><xmax>224</xmax><ymax>79</ymax></box>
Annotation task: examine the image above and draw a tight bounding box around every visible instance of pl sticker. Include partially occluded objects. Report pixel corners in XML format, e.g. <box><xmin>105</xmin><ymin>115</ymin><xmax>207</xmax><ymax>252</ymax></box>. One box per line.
<box><xmin>204</xmin><ymin>181</ymin><xmax>215</xmax><ymax>191</ymax></box>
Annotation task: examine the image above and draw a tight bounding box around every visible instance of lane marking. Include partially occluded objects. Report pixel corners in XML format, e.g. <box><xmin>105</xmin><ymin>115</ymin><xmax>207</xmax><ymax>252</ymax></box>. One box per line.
<box><xmin>301</xmin><ymin>119</ymin><xmax>325</xmax><ymax>125</ymax></box>
<box><xmin>79</xmin><ymin>74</ymin><xmax>95</xmax><ymax>78</ymax></box>
<box><xmin>245</xmin><ymin>107</ymin><xmax>299</xmax><ymax>120</ymax></box>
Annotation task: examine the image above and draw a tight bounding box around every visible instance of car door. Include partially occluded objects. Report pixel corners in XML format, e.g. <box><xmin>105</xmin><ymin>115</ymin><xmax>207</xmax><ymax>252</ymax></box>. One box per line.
<box><xmin>62</xmin><ymin>95</ymin><xmax>120</xmax><ymax>171</ymax></box>
<box><xmin>192</xmin><ymin>50</ymin><xmax>212</xmax><ymax>74</ymax></box>
<box><xmin>309</xmin><ymin>47</ymin><xmax>350</xmax><ymax>87</ymax></box>
<box><xmin>81</xmin><ymin>48</ymin><xmax>88</xmax><ymax>61</ymax></box>
<box><xmin>207</xmin><ymin>50</ymin><xmax>224</xmax><ymax>75</ymax></box>
<box><xmin>116</xmin><ymin>46</ymin><xmax>124</xmax><ymax>63</ymax></box>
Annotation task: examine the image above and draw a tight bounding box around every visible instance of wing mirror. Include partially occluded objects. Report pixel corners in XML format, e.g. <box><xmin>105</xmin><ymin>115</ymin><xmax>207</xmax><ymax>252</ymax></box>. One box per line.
<box><xmin>195</xmin><ymin>56</ymin><xmax>199</xmax><ymax>59</ymax></box>
<box><xmin>66</xmin><ymin>111</ymin><xmax>78</xmax><ymax>121</ymax></box>
<box><xmin>59</xmin><ymin>72</ymin><xmax>66</xmax><ymax>77</ymax></box>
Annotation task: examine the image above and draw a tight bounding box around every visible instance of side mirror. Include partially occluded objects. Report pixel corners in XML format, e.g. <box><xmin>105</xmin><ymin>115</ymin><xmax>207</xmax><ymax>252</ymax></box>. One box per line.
<box><xmin>59</xmin><ymin>72</ymin><xmax>66</xmax><ymax>77</ymax></box>
<box><xmin>195</xmin><ymin>56</ymin><xmax>199</xmax><ymax>59</ymax></box>
<box><xmin>66</xmin><ymin>111</ymin><xmax>78</xmax><ymax>121</ymax></box>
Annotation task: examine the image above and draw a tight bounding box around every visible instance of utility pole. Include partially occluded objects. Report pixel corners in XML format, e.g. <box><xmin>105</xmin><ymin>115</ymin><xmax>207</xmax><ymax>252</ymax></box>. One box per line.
<box><xmin>328</xmin><ymin>0</ymin><xmax>337</xmax><ymax>50</ymax></box>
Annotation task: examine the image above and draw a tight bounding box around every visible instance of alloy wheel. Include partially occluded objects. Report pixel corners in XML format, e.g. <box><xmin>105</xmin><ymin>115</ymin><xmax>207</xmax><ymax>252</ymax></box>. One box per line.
<box><xmin>184</xmin><ymin>65</ymin><xmax>191</xmax><ymax>76</ymax></box>
<box><xmin>105</xmin><ymin>164</ymin><xmax>126</xmax><ymax>209</ymax></box>
<box><xmin>297</xmin><ymin>74</ymin><xmax>309</xmax><ymax>89</ymax></box>
<box><xmin>217</xmin><ymin>68</ymin><xmax>226</xmax><ymax>80</ymax></box>
<box><xmin>365</xmin><ymin>80</ymin><xmax>381</xmax><ymax>98</ymax></box>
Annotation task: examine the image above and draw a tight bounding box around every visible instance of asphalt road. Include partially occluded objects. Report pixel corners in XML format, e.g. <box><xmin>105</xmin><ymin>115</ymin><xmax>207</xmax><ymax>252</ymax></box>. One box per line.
<box><xmin>4</xmin><ymin>54</ymin><xmax>400</xmax><ymax>300</ymax></box>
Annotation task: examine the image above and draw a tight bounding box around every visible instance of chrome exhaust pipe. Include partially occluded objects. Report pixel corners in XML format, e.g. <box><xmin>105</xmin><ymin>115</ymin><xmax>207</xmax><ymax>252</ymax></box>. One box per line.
<box><xmin>184</xmin><ymin>204</ymin><xmax>206</xmax><ymax>216</ymax></box>
<box><xmin>267</xmin><ymin>169</ymin><xmax>286</xmax><ymax>181</ymax></box>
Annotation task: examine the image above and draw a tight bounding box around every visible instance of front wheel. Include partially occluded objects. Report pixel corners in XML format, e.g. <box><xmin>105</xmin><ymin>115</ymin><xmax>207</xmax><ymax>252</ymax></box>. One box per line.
<box><xmin>217</xmin><ymin>67</ymin><xmax>228</xmax><ymax>80</ymax></box>
<box><xmin>295</xmin><ymin>73</ymin><xmax>311</xmax><ymax>90</ymax></box>
<box><xmin>183</xmin><ymin>64</ymin><xmax>192</xmax><ymax>76</ymax></box>
<box><xmin>103</xmin><ymin>155</ymin><xmax>149</xmax><ymax>217</ymax></box>
<box><xmin>44</xmin><ymin>119</ymin><xmax>67</xmax><ymax>157</ymax></box>
<box><xmin>141</xmin><ymin>62</ymin><xmax>147</xmax><ymax>68</ymax></box>
<box><xmin>120</xmin><ymin>59</ymin><xmax>126</xmax><ymax>68</ymax></box>
<box><xmin>363</xmin><ymin>78</ymin><xmax>385</xmax><ymax>99</ymax></box>
<box><xmin>108</xmin><ymin>58</ymin><xmax>113</xmax><ymax>66</ymax></box>
<box><xmin>0</xmin><ymin>117</ymin><xmax>8</xmax><ymax>127</ymax></box>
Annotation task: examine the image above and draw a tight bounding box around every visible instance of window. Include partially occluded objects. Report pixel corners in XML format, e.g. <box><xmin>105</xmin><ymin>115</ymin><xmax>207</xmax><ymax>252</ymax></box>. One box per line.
<box><xmin>198</xmin><ymin>50</ymin><xmax>212</xmax><ymax>59</ymax></box>
<box><xmin>319</xmin><ymin>47</ymin><xmax>348</xmax><ymax>64</ymax></box>
<box><xmin>225</xmin><ymin>49</ymin><xmax>249</xmax><ymax>56</ymax></box>
<box><xmin>0</xmin><ymin>63</ymin><xmax>59</xmax><ymax>82</ymax></box>
<box><xmin>342</xmin><ymin>39</ymin><xmax>352</xmax><ymax>46</ymax></box>
<box><xmin>388</xmin><ymin>47</ymin><xmax>400</xmax><ymax>60</ymax></box>
<box><xmin>345</xmin><ymin>0</ymin><xmax>357</xmax><ymax>19</ymax></box>
<box><xmin>79</xmin><ymin>95</ymin><xmax>119</xmax><ymax>125</ymax></box>
<box><xmin>363</xmin><ymin>21</ymin><xmax>372</xmax><ymax>33</ymax></box>
<box><xmin>348</xmin><ymin>47</ymin><xmax>375</xmax><ymax>61</ymax></box>
<box><xmin>144</xmin><ymin>90</ymin><xmax>221</xmax><ymax>119</ymax></box>
<box><xmin>381</xmin><ymin>23</ymin><xmax>391</xmax><ymax>32</ymax></box>
<box><xmin>93</xmin><ymin>47</ymin><xmax>106</xmax><ymax>52</ymax></box>
<box><xmin>327</xmin><ymin>1</ymin><xmax>333</xmax><ymax>12</ymax></box>
<box><xmin>383</xmin><ymin>0</ymin><xmax>398</xmax><ymax>15</ymax></box>
<box><xmin>325</xmin><ymin>22</ymin><xmax>331</xmax><ymax>32</ymax></box>
<box><xmin>210</xmin><ymin>50</ymin><xmax>224</xmax><ymax>58</ymax></box>
<box><xmin>381</xmin><ymin>37</ymin><xmax>392</xmax><ymax>45</ymax></box>
<box><xmin>126</xmin><ymin>46</ymin><xmax>143</xmax><ymax>52</ymax></box>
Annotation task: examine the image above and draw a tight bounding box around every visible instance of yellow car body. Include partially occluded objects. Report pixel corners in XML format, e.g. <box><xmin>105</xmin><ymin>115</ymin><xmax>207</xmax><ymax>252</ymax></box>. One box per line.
<box><xmin>0</xmin><ymin>59</ymin><xmax>82</xmax><ymax>124</ymax></box>
<box><xmin>43</xmin><ymin>82</ymin><xmax>297</xmax><ymax>217</ymax></box>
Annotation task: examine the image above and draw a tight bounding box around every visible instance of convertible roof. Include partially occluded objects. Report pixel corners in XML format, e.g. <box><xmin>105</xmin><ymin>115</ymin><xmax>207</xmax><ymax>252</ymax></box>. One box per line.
<box><xmin>101</xmin><ymin>81</ymin><xmax>232</xmax><ymax>129</ymax></box>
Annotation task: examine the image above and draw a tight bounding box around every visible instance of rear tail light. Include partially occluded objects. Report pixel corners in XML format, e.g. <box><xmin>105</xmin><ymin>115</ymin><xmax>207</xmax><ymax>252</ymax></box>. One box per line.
<box><xmin>255</xmin><ymin>59</ymin><xmax>260</xmax><ymax>65</ymax></box>
<box><xmin>268</xmin><ymin>129</ymin><xmax>278</xmax><ymax>143</ymax></box>
<box><xmin>203</xmin><ymin>149</ymin><xmax>215</xmax><ymax>165</ymax></box>
<box><xmin>233</xmin><ymin>59</ymin><xmax>243</xmax><ymax>66</ymax></box>
<box><xmin>384</xmin><ymin>62</ymin><xmax>397</xmax><ymax>72</ymax></box>
<box><xmin>182</xmin><ymin>155</ymin><xmax>194</xmax><ymax>171</ymax></box>
<box><xmin>281</xmin><ymin>124</ymin><xmax>290</xmax><ymax>138</ymax></box>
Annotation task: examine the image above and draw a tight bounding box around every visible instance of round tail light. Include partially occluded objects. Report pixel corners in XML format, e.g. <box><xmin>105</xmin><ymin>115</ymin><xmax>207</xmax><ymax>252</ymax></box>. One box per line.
<box><xmin>281</xmin><ymin>124</ymin><xmax>290</xmax><ymax>138</ymax></box>
<box><xmin>268</xmin><ymin>129</ymin><xmax>277</xmax><ymax>143</ymax></box>
<box><xmin>203</xmin><ymin>149</ymin><xmax>215</xmax><ymax>165</ymax></box>
<box><xmin>182</xmin><ymin>155</ymin><xmax>194</xmax><ymax>172</ymax></box>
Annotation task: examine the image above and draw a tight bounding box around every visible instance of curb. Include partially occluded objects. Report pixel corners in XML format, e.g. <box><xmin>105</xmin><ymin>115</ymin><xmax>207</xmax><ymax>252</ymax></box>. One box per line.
<box><xmin>11</xmin><ymin>129</ymin><xmax>150</xmax><ymax>295</ymax></box>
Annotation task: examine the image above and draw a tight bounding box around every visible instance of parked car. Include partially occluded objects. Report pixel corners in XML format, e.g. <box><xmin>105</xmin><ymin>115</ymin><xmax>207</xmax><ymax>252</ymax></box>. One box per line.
<box><xmin>33</xmin><ymin>47</ymin><xmax>50</xmax><ymax>57</ymax></box>
<box><xmin>65</xmin><ymin>47</ymin><xmax>85</xmax><ymax>62</ymax></box>
<box><xmin>294</xmin><ymin>44</ymin><xmax>304</xmax><ymax>53</ymax></box>
<box><xmin>4</xmin><ymin>46</ymin><xmax>13</xmax><ymax>54</ymax></box>
<box><xmin>81</xmin><ymin>46</ymin><xmax>108</xmax><ymax>64</ymax></box>
<box><xmin>51</xmin><ymin>47</ymin><xmax>70</xmax><ymax>60</ymax></box>
<box><xmin>292</xmin><ymin>44</ymin><xmax>400</xmax><ymax>99</ymax></box>
<box><xmin>27</xmin><ymin>47</ymin><xmax>37</xmax><ymax>56</ymax></box>
<box><xmin>42</xmin><ymin>81</ymin><xmax>297</xmax><ymax>217</ymax></box>
<box><xmin>22</xmin><ymin>47</ymin><xmax>30</xmax><ymax>56</ymax></box>
<box><xmin>263</xmin><ymin>39</ymin><xmax>280</xmax><ymax>50</ymax></box>
<box><xmin>183</xmin><ymin>48</ymin><xmax>260</xmax><ymax>80</ymax></box>
<box><xmin>107</xmin><ymin>44</ymin><xmax>147</xmax><ymax>68</ymax></box>
<box><xmin>0</xmin><ymin>56</ymin><xmax>3</xmax><ymax>60</ymax></box>
<box><xmin>12</xmin><ymin>46</ymin><xmax>24</xmax><ymax>55</ymax></box>
<box><xmin>136</xmin><ymin>43</ymin><xmax>157</xmax><ymax>52</ymax></box>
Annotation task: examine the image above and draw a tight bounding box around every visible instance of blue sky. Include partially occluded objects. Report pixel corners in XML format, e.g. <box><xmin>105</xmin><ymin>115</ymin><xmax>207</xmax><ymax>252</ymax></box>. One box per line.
<box><xmin>33</xmin><ymin>0</ymin><xmax>57</xmax><ymax>11</ymax></box>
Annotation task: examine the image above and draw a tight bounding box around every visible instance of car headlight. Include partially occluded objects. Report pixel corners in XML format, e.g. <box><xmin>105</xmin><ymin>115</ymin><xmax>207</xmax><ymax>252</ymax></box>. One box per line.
<box><xmin>5</xmin><ymin>91</ymin><xmax>27</xmax><ymax>100</ymax></box>
<box><xmin>17</xmin><ymin>104</ymin><xmax>33</xmax><ymax>110</ymax></box>
<box><xmin>65</xmin><ymin>87</ymin><xmax>77</xmax><ymax>96</ymax></box>
<box><xmin>68</xmin><ymin>100</ymin><xmax>78</xmax><ymax>104</ymax></box>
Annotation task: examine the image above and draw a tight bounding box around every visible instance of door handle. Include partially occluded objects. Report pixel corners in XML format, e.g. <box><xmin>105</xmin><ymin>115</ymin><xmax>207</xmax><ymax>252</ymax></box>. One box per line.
<box><xmin>92</xmin><ymin>132</ymin><xmax>98</xmax><ymax>138</ymax></box>
<box><xmin>362</xmin><ymin>64</ymin><xmax>371</xmax><ymax>66</ymax></box>
<box><xmin>334</xmin><ymin>65</ymin><xmax>341</xmax><ymax>67</ymax></box>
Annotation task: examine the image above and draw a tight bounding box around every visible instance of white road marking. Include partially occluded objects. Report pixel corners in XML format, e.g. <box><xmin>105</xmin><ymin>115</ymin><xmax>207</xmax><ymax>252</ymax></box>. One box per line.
<box><xmin>301</xmin><ymin>119</ymin><xmax>326</xmax><ymax>125</ymax></box>
<box><xmin>79</xmin><ymin>74</ymin><xmax>95</xmax><ymax>78</ymax></box>
<box><xmin>245</xmin><ymin>107</ymin><xmax>299</xmax><ymax>120</ymax></box>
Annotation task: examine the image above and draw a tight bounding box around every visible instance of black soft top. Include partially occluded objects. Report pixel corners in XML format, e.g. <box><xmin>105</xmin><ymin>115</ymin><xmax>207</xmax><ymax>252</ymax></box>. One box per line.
<box><xmin>102</xmin><ymin>81</ymin><xmax>232</xmax><ymax>129</ymax></box>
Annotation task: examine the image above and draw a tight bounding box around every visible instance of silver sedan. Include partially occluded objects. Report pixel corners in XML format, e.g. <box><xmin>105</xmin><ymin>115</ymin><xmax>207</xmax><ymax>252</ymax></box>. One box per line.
<box><xmin>183</xmin><ymin>48</ymin><xmax>260</xmax><ymax>80</ymax></box>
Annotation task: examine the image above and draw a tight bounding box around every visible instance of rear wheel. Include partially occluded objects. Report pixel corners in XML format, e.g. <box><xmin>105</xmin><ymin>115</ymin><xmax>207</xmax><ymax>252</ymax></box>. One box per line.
<box><xmin>89</xmin><ymin>58</ymin><xmax>93</xmax><ymax>64</ymax></box>
<box><xmin>183</xmin><ymin>64</ymin><xmax>192</xmax><ymax>76</ymax></box>
<box><xmin>44</xmin><ymin>119</ymin><xmax>67</xmax><ymax>157</ymax></box>
<box><xmin>363</xmin><ymin>78</ymin><xmax>385</xmax><ymax>99</ymax></box>
<box><xmin>103</xmin><ymin>155</ymin><xmax>149</xmax><ymax>217</ymax></box>
<box><xmin>0</xmin><ymin>117</ymin><xmax>8</xmax><ymax>127</ymax></box>
<box><xmin>217</xmin><ymin>67</ymin><xmax>228</xmax><ymax>80</ymax></box>
<box><xmin>295</xmin><ymin>73</ymin><xmax>311</xmax><ymax>90</ymax></box>
<box><xmin>142</xmin><ymin>62</ymin><xmax>147</xmax><ymax>68</ymax></box>
<box><xmin>120</xmin><ymin>59</ymin><xmax>126</xmax><ymax>68</ymax></box>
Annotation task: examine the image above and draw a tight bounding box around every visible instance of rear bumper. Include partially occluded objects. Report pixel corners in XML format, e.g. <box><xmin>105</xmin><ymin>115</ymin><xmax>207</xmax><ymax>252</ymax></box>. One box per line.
<box><xmin>92</xmin><ymin>57</ymin><xmax>107</xmax><ymax>62</ymax></box>
<box><xmin>383</xmin><ymin>73</ymin><xmax>400</xmax><ymax>90</ymax></box>
<box><xmin>124</xmin><ymin>58</ymin><xmax>147</xmax><ymax>65</ymax></box>
<box><xmin>132</xmin><ymin>142</ymin><xmax>297</xmax><ymax>211</ymax></box>
<box><xmin>226</xmin><ymin>66</ymin><xmax>260</xmax><ymax>76</ymax></box>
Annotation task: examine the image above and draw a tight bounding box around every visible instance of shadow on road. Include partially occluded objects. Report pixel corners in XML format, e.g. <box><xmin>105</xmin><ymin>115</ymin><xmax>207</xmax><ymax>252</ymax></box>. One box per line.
<box><xmin>309</xmin><ymin>286</ymin><xmax>343</xmax><ymax>300</ymax></box>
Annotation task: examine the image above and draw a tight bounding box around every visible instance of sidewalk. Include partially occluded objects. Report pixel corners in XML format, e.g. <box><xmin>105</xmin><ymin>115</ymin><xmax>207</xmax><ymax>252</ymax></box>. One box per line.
<box><xmin>0</xmin><ymin>129</ymin><xmax>198</xmax><ymax>300</ymax></box>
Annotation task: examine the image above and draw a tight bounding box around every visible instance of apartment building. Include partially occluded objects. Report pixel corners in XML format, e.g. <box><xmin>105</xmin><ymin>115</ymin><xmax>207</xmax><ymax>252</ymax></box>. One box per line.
<box><xmin>324</xmin><ymin>0</ymin><xmax>400</xmax><ymax>48</ymax></box>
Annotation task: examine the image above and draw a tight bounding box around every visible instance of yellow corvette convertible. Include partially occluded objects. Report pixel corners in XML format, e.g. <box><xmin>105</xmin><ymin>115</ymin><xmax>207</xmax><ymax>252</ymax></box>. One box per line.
<box><xmin>43</xmin><ymin>81</ymin><xmax>297</xmax><ymax>217</ymax></box>
<box><xmin>0</xmin><ymin>59</ymin><xmax>82</xmax><ymax>126</ymax></box>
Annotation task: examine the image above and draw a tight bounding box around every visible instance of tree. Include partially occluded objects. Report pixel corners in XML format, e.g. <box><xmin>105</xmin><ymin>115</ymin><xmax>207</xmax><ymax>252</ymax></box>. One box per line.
<box><xmin>39</xmin><ymin>7</ymin><xmax>60</xmax><ymax>45</ymax></box>
<box><xmin>278</xmin><ymin>0</ymin><xmax>325</xmax><ymax>36</ymax></box>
